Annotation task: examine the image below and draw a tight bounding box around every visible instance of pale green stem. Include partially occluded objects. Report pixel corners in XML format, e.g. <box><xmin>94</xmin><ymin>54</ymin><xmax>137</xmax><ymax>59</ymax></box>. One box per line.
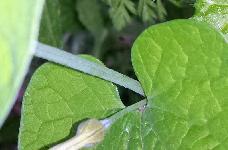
<box><xmin>35</xmin><ymin>42</ymin><xmax>144</xmax><ymax>96</ymax></box>
<box><xmin>101</xmin><ymin>99</ymin><xmax>147</xmax><ymax>127</ymax></box>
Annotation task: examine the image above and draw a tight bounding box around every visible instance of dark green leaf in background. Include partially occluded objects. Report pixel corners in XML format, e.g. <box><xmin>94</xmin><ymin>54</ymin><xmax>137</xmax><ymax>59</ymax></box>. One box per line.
<box><xmin>39</xmin><ymin>0</ymin><xmax>81</xmax><ymax>48</ymax></box>
<box><xmin>102</xmin><ymin>0</ymin><xmax>137</xmax><ymax>30</ymax></box>
<box><xmin>76</xmin><ymin>0</ymin><xmax>107</xmax><ymax>57</ymax></box>
<box><xmin>138</xmin><ymin>0</ymin><xmax>157</xmax><ymax>23</ymax></box>
<box><xmin>76</xmin><ymin>0</ymin><xmax>104</xmax><ymax>37</ymax></box>
<box><xmin>156</xmin><ymin>0</ymin><xmax>167</xmax><ymax>21</ymax></box>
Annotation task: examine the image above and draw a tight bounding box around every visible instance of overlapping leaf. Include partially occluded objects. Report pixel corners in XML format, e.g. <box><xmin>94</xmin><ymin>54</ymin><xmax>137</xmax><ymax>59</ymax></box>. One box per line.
<box><xmin>19</xmin><ymin>56</ymin><xmax>124</xmax><ymax>150</ymax></box>
<box><xmin>0</xmin><ymin>0</ymin><xmax>44</xmax><ymax>127</ymax></box>
<box><xmin>132</xmin><ymin>19</ymin><xmax>228</xmax><ymax>149</ymax></box>
<box><xmin>95</xmin><ymin>19</ymin><xmax>228</xmax><ymax>149</ymax></box>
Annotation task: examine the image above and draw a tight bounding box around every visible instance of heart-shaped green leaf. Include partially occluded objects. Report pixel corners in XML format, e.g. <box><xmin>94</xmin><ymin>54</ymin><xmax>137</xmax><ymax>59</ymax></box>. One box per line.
<box><xmin>0</xmin><ymin>0</ymin><xmax>44</xmax><ymax>127</ymax></box>
<box><xmin>92</xmin><ymin>19</ymin><xmax>228</xmax><ymax>149</ymax></box>
<box><xmin>131</xmin><ymin>19</ymin><xmax>228</xmax><ymax>149</ymax></box>
<box><xmin>19</xmin><ymin>56</ymin><xmax>124</xmax><ymax>150</ymax></box>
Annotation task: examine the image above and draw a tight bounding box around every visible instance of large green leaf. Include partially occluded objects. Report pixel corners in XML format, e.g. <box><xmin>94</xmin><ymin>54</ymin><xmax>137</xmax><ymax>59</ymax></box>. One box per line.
<box><xmin>132</xmin><ymin>19</ymin><xmax>228</xmax><ymax>149</ymax></box>
<box><xmin>0</xmin><ymin>0</ymin><xmax>44</xmax><ymax>127</ymax></box>
<box><xmin>194</xmin><ymin>0</ymin><xmax>228</xmax><ymax>41</ymax></box>
<box><xmin>93</xmin><ymin>19</ymin><xmax>228</xmax><ymax>149</ymax></box>
<box><xmin>19</xmin><ymin>56</ymin><xmax>124</xmax><ymax>150</ymax></box>
<box><xmin>39</xmin><ymin>0</ymin><xmax>81</xmax><ymax>48</ymax></box>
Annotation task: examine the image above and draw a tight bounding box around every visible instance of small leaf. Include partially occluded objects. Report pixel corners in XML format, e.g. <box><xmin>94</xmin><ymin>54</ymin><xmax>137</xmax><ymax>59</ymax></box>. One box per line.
<box><xmin>138</xmin><ymin>0</ymin><xmax>157</xmax><ymax>22</ymax></box>
<box><xmin>0</xmin><ymin>0</ymin><xmax>44</xmax><ymax>127</ymax></box>
<box><xmin>103</xmin><ymin>0</ymin><xmax>136</xmax><ymax>30</ymax></box>
<box><xmin>138</xmin><ymin>0</ymin><xmax>166</xmax><ymax>23</ymax></box>
<box><xmin>156</xmin><ymin>0</ymin><xmax>167</xmax><ymax>21</ymax></box>
<box><xmin>19</xmin><ymin>56</ymin><xmax>124</xmax><ymax>150</ymax></box>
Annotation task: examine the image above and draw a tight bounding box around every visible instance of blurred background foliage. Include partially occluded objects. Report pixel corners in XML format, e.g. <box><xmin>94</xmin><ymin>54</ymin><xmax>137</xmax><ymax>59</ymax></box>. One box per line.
<box><xmin>0</xmin><ymin>0</ymin><xmax>195</xmax><ymax>149</ymax></box>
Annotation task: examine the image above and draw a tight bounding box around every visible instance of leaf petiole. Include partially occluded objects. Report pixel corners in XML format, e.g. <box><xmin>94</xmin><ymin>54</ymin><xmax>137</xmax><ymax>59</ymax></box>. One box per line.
<box><xmin>35</xmin><ymin>42</ymin><xmax>144</xmax><ymax>96</ymax></box>
<box><xmin>102</xmin><ymin>99</ymin><xmax>147</xmax><ymax>127</ymax></box>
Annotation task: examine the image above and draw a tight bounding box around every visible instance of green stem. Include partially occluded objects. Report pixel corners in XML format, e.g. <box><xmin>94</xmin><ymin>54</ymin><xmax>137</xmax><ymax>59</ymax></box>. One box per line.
<box><xmin>35</xmin><ymin>42</ymin><xmax>144</xmax><ymax>96</ymax></box>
